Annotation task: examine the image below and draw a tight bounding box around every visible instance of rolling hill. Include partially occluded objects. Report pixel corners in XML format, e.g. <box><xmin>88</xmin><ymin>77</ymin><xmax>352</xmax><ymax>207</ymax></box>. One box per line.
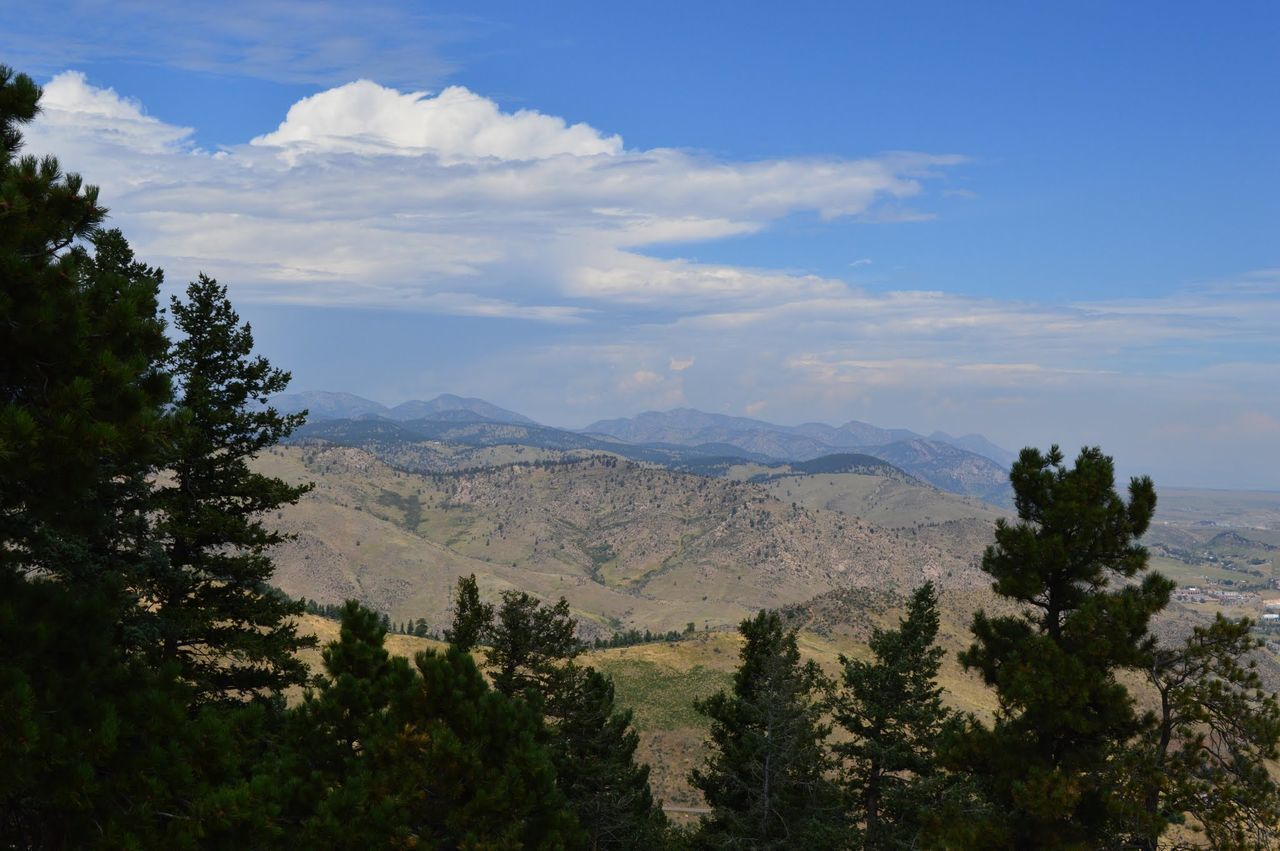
<box><xmin>265</xmin><ymin>445</ymin><xmax>1280</xmax><ymax>812</ymax></box>
<box><xmin>257</xmin><ymin>445</ymin><xmax>994</xmax><ymax>638</ymax></box>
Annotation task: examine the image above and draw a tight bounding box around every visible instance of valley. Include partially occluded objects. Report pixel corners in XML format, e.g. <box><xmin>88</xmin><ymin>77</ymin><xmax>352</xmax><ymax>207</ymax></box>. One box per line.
<box><xmin>264</xmin><ymin>417</ymin><xmax>1280</xmax><ymax>812</ymax></box>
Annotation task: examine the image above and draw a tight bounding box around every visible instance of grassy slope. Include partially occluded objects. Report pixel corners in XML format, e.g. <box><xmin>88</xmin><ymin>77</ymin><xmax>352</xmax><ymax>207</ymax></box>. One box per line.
<box><xmin>764</xmin><ymin>472</ymin><xmax>1008</xmax><ymax>528</ymax></box>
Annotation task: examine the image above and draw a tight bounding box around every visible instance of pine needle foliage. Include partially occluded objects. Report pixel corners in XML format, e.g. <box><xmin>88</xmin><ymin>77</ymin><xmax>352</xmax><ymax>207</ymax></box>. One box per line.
<box><xmin>444</xmin><ymin>572</ymin><xmax>494</xmax><ymax>651</ymax></box>
<box><xmin>937</xmin><ymin>445</ymin><xmax>1174</xmax><ymax>848</ymax></box>
<box><xmin>835</xmin><ymin>582</ymin><xmax>953</xmax><ymax>849</ymax></box>
<box><xmin>691</xmin><ymin>610</ymin><xmax>842</xmax><ymax>849</ymax></box>
<box><xmin>150</xmin><ymin>274</ymin><xmax>314</xmax><ymax>703</ymax></box>
<box><xmin>1129</xmin><ymin>614</ymin><xmax>1280</xmax><ymax>850</ymax></box>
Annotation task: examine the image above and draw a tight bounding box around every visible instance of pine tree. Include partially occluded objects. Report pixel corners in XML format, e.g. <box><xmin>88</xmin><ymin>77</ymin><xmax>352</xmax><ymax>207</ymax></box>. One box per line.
<box><xmin>151</xmin><ymin>274</ymin><xmax>314</xmax><ymax>703</ymax></box>
<box><xmin>486</xmin><ymin>590</ymin><xmax>580</xmax><ymax>697</ymax></box>
<box><xmin>444</xmin><ymin>572</ymin><xmax>493</xmax><ymax>651</ymax></box>
<box><xmin>0</xmin><ymin>568</ymin><xmax>254</xmax><ymax>848</ymax></box>
<box><xmin>477</xmin><ymin>588</ymin><xmax>667</xmax><ymax>846</ymax></box>
<box><xmin>691</xmin><ymin>610</ymin><xmax>841</xmax><ymax>849</ymax></box>
<box><xmin>546</xmin><ymin>664</ymin><xmax>669</xmax><ymax>849</ymax></box>
<box><xmin>260</xmin><ymin>602</ymin><xmax>580</xmax><ymax>849</ymax></box>
<box><xmin>1128</xmin><ymin>614</ymin><xmax>1280</xmax><ymax>850</ymax></box>
<box><xmin>936</xmin><ymin>445</ymin><xmax>1173</xmax><ymax>848</ymax></box>
<box><xmin>0</xmin><ymin>64</ymin><xmax>170</xmax><ymax>581</ymax></box>
<box><xmin>835</xmin><ymin>582</ymin><xmax>952</xmax><ymax>849</ymax></box>
<box><xmin>0</xmin><ymin>66</ymin><xmax>240</xmax><ymax>845</ymax></box>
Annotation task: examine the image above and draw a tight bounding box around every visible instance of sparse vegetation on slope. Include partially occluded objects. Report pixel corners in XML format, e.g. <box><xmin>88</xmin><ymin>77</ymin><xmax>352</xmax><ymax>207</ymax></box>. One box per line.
<box><xmin>256</xmin><ymin>446</ymin><xmax>992</xmax><ymax>638</ymax></box>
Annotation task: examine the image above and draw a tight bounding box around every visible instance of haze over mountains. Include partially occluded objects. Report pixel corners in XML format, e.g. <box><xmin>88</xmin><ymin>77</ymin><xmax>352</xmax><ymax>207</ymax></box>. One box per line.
<box><xmin>273</xmin><ymin>391</ymin><xmax>1015</xmax><ymax>504</ymax></box>
<box><xmin>584</xmin><ymin>408</ymin><xmax>1016</xmax><ymax>469</ymax></box>
<box><xmin>273</xmin><ymin>391</ymin><xmax>538</xmax><ymax>426</ymax></box>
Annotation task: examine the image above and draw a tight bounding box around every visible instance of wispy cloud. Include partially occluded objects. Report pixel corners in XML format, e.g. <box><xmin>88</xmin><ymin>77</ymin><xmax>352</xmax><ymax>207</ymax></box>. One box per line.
<box><xmin>0</xmin><ymin>1</ymin><xmax>465</xmax><ymax>86</ymax></box>
<box><xmin>26</xmin><ymin>72</ymin><xmax>959</xmax><ymax>315</ymax></box>
<box><xmin>19</xmin><ymin>70</ymin><xmax>1280</xmax><ymax>487</ymax></box>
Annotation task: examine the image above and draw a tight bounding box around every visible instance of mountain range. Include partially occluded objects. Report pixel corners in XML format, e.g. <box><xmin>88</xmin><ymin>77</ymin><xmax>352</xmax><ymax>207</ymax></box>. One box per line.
<box><xmin>273</xmin><ymin>391</ymin><xmax>1015</xmax><ymax>503</ymax></box>
<box><xmin>583</xmin><ymin>408</ymin><xmax>1015</xmax><ymax>467</ymax></box>
<box><xmin>272</xmin><ymin>391</ymin><xmax>539</xmax><ymax>426</ymax></box>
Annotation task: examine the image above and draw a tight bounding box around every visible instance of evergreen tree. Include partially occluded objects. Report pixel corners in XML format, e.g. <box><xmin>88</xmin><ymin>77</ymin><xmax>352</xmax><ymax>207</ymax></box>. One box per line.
<box><xmin>547</xmin><ymin>664</ymin><xmax>669</xmax><ymax>849</ymax></box>
<box><xmin>478</xmin><ymin>588</ymin><xmax>667</xmax><ymax>846</ymax></box>
<box><xmin>261</xmin><ymin>602</ymin><xmax>579</xmax><ymax>849</ymax></box>
<box><xmin>691</xmin><ymin>610</ymin><xmax>841</xmax><ymax>849</ymax></box>
<box><xmin>936</xmin><ymin>446</ymin><xmax>1173</xmax><ymax>848</ymax></box>
<box><xmin>1128</xmin><ymin>614</ymin><xmax>1280</xmax><ymax>850</ymax></box>
<box><xmin>486</xmin><ymin>590</ymin><xmax>580</xmax><ymax>697</ymax></box>
<box><xmin>835</xmin><ymin>582</ymin><xmax>953</xmax><ymax>849</ymax></box>
<box><xmin>0</xmin><ymin>566</ymin><xmax>259</xmax><ymax>848</ymax></box>
<box><xmin>0</xmin><ymin>64</ymin><xmax>170</xmax><ymax>582</ymax></box>
<box><xmin>151</xmin><ymin>274</ymin><xmax>314</xmax><ymax>703</ymax></box>
<box><xmin>0</xmin><ymin>65</ymin><xmax>224</xmax><ymax>846</ymax></box>
<box><xmin>444</xmin><ymin>572</ymin><xmax>494</xmax><ymax>650</ymax></box>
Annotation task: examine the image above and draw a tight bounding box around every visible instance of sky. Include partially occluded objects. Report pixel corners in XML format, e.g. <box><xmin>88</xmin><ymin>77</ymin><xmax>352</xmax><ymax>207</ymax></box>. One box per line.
<box><xmin>4</xmin><ymin>1</ymin><xmax>1278</xmax><ymax>489</ymax></box>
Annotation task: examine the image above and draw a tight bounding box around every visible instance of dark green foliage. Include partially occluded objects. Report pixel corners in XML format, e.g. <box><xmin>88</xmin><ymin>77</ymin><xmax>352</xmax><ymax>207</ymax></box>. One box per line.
<box><xmin>262</xmin><ymin>602</ymin><xmax>579</xmax><ymax>849</ymax></box>
<box><xmin>302</xmin><ymin>597</ymin><xmax>354</xmax><ymax>620</ymax></box>
<box><xmin>0</xmin><ymin>64</ymin><xmax>170</xmax><ymax>580</ymax></box>
<box><xmin>443</xmin><ymin>572</ymin><xmax>493</xmax><ymax>651</ymax></box>
<box><xmin>691</xmin><ymin>610</ymin><xmax>841</xmax><ymax>849</ymax></box>
<box><xmin>937</xmin><ymin>446</ymin><xmax>1174</xmax><ymax>848</ymax></box>
<box><xmin>486</xmin><ymin>590</ymin><xmax>581</xmax><ymax>697</ymax></box>
<box><xmin>835</xmin><ymin>582</ymin><xmax>953</xmax><ymax>849</ymax></box>
<box><xmin>547</xmin><ymin>664</ymin><xmax>669</xmax><ymax>849</ymax></box>
<box><xmin>1129</xmin><ymin>614</ymin><xmax>1280</xmax><ymax>850</ymax></box>
<box><xmin>592</xmin><ymin>626</ymin><xmax>687</xmax><ymax>649</ymax></box>
<box><xmin>376</xmin><ymin>487</ymin><xmax>422</xmax><ymax>530</ymax></box>
<box><xmin>0</xmin><ymin>567</ymin><xmax>255</xmax><ymax>848</ymax></box>
<box><xmin>474</xmin><ymin>587</ymin><xmax>668</xmax><ymax>846</ymax></box>
<box><xmin>0</xmin><ymin>66</ymin><xmax>198</xmax><ymax>846</ymax></box>
<box><xmin>148</xmin><ymin>274</ymin><xmax>314</xmax><ymax>703</ymax></box>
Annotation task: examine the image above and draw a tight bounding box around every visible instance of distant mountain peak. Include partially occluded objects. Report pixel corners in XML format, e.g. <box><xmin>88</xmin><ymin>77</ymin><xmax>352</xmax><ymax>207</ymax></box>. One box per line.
<box><xmin>270</xmin><ymin>391</ymin><xmax>538</xmax><ymax>427</ymax></box>
<box><xmin>389</xmin><ymin>395</ymin><xmax>538</xmax><ymax>426</ymax></box>
<box><xmin>579</xmin><ymin>407</ymin><xmax>1013</xmax><ymax>504</ymax></box>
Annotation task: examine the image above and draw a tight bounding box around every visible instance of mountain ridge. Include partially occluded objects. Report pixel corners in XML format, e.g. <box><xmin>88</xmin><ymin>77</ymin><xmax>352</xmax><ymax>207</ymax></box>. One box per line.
<box><xmin>271</xmin><ymin>390</ymin><xmax>537</xmax><ymax>426</ymax></box>
<box><xmin>581</xmin><ymin>408</ymin><xmax>1012</xmax><ymax>503</ymax></box>
<box><xmin>582</xmin><ymin>407</ymin><xmax>1013</xmax><ymax>468</ymax></box>
<box><xmin>274</xmin><ymin>392</ymin><xmax>1013</xmax><ymax>504</ymax></box>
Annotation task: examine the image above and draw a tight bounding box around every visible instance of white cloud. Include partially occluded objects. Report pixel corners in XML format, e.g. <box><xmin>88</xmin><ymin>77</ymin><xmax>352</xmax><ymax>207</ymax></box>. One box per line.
<box><xmin>37</xmin><ymin>71</ymin><xmax>194</xmax><ymax>155</ymax></box>
<box><xmin>24</xmin><ymin>73</ymin><xmax>957</xmax><ymax>313</ymax></box>
<box><xmin>19</xmin><ymin>71</ymin><xmax>1280</xmax><ymax>486</ymax></box>
<box><xmin>626</xmin><ymin>370</ymin><xmax>664</xmax><ymax>387</ymax></box>
<box><xmin>252</xmin><ymin>81</ymin><xmax>622</xmax><ymax>161</ymax></box>
<box><xmin>565</xmin><ymin>252</ymin><xmax>848</xmax><ymax>304</ymax></box>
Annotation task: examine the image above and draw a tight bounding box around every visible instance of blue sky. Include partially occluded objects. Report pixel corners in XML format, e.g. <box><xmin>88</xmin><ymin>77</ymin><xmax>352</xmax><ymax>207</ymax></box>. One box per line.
<box><xmin>4</xmin><ymin>1</ymin><xmax>1278</xmax><ymax>488</ymax></box>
